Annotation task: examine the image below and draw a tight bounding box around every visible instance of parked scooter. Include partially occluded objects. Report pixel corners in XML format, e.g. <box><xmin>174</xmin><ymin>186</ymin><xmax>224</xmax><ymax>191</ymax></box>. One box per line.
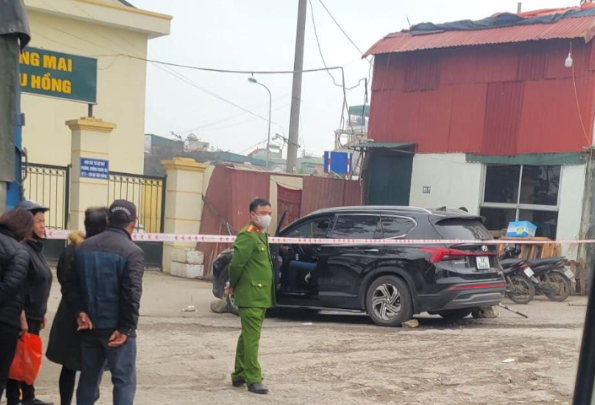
<box><xmin>500</xmin><ymin>246</ymin><xmax>535</xmax><ymax>304</ymax></box>
<box><xmin>501</xmin><ymin>245</ymin><xmax>573</xmax><ymax>302</ymax></box>
<box><xmin>528</xmin><ymin>257</ymin><xmax>572</xmax><ymax>302</ymax></box>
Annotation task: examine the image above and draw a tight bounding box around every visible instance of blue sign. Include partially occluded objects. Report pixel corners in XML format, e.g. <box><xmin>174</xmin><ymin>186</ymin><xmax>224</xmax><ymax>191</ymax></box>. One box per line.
<box><xmin>80</xmin><ymin>158</ymin><xmax>109</xmax><ymax>180</ymax></box>
<box><xmin>324</xmin><ymin>151</ymin><xmax>352</xmax><ymax>175</ymax></box>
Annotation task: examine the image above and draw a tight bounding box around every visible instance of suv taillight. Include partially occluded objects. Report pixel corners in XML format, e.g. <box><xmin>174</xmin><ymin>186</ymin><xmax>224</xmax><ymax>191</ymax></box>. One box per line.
<box><xmin>419</xmin><ymin>247</ymin><xmax>496</xmax><ymax>264</ymax></box>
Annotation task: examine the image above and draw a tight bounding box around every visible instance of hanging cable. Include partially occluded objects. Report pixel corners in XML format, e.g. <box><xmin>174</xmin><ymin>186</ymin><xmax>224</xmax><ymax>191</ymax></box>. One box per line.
<box><xmin>317</xmin><ymin>0</ymin><xmax>371</xmax><ymax>64</ymax></box>
<box><xmin>309</xmin><ymin>0</ymin><xmax>365</xmax><ymax>91</ymax></box>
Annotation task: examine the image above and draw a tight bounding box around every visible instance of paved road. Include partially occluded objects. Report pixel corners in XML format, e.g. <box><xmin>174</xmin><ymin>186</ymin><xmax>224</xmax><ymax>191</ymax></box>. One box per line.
<box><xmin>22</xmin><ymin>272</ymin><xmax>586</xmax><ymax>405</ymax></box>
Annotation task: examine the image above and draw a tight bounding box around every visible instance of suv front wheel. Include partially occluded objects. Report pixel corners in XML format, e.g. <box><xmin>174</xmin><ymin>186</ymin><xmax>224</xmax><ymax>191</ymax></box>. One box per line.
<box><xmin>366</xmin><ymin>275</ymin><xmax>413</xmax><ymax>327</ymax></box>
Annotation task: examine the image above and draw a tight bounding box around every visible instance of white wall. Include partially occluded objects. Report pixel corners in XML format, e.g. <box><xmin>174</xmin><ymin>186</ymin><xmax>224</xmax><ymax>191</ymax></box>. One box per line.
<box><xmin>410</xmin><ymin>154</ymin><xmax>586</xmax><ymax>259</ymax></box>
<box><xmin>409</xmin><ymin>154</ymin><xmax>483</xmax><ymax>214</ymax></box>
<box><xmin>558</xmin><ymin>164</ymin><xmax>587</xmax><ymax>259</ymax></box>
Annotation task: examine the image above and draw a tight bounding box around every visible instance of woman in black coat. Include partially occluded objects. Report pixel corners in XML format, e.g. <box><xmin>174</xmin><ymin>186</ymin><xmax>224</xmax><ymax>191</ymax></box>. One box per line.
<box><xmin>46</xmin><ymin>207</ymin><xmax>108</xmax><ymax>405</ymax></box>
<box><xmin>0</xmin><ymin>208</ymin><xmax>34</xmax><ymax>401</ymax></box>
<box><xmin>6</xmin><ymin>202</ymin><xmax>53</xmax><ymax>405</ymax></box>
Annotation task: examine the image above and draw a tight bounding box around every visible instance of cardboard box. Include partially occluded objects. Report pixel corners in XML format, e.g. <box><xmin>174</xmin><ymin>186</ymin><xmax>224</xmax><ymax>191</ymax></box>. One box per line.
<box><xmin>506</xmin><ymin>221</ymin><xmax>537</xmax><ymax>238</ymax></box>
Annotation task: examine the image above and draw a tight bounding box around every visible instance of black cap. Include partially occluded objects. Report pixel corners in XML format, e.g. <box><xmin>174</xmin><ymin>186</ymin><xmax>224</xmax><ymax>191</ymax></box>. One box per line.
<box><xmin>108</xmin><ymin>200</ymin><xmax>137</xmax><ymax>223</ymax></box>
<box><xmin>19</xmin><ymin>200</ymin><xmax>49</xmax><ymax>215</ymax></box>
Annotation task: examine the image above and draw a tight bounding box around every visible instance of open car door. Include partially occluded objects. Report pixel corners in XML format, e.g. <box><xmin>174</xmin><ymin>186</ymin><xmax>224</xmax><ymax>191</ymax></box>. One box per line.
<box><xmin>275</xmin><ymin>210</ymin><xmax>288</xmax><ymax>236</ymax></box>
<box><xmin>271</xmin><ymin>210</ymin><xmax>288</xmax><ymax>289</ymax></box>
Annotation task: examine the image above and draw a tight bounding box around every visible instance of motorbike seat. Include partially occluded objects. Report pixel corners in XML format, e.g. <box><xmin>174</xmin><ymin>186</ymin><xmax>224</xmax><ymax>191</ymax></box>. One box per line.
<box><xmin>500</xmin><ymin>258</ymin><xmax>524</xmax><ymax>268</ymax></box>
<box><xmin>528</xmin><ymin>257</ymin><xmax>565</xmax><ymax>267</ymax></box>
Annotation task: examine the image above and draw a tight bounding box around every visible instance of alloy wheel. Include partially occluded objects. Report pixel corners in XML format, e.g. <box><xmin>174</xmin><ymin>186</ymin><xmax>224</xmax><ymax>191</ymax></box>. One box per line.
<box><xmin>372</xmin><ymin>283</ymin><xmax>402</xmax><ymax>320</ymax></box>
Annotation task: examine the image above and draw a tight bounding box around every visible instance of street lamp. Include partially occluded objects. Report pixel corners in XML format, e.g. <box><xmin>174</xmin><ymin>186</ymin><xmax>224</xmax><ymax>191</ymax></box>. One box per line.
<box><xmin>248</xmin><ymin>77</ymin><xmax>272</xmax><ymax>169</ymax></box>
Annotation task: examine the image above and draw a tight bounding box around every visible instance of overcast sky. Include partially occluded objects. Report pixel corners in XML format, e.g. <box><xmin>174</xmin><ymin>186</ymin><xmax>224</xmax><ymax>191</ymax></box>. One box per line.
<box><xmin>134</xmin><ymin>0</ymin><xmax>580</xmax><ymax>157</ymax></box>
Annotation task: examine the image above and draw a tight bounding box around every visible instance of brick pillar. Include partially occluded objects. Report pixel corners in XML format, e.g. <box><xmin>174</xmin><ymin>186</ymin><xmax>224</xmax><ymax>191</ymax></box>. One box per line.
<box><xmin>161</xmin><ymin>157</ymin><xmax>207</xmax><ymax>274</ymax></box>
<box><xmin>67</xmin><ymin>117</ymin><xmax>116</xmax><ymax>231</ymax></box>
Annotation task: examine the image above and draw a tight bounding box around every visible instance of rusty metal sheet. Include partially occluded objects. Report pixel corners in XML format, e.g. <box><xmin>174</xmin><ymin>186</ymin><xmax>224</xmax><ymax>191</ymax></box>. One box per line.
<box><xmin>365</xmin><ymin>16</ymin><xmax>595</xmax><ymax>56</ymax></box>
<box><xmin>481</xmin><ymin>81</ymin><xmax>525</xmax><ymax>156</ymax></box>
<box><xmin>369</xmin><ymin>37</ymin><xmax>595</xmax><ymax>155</ymax></box>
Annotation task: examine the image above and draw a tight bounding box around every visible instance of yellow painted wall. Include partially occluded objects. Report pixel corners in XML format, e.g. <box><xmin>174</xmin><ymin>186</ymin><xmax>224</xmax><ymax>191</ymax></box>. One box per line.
<box><xmin>22</xmin><ymin>9</ymin><xmax>149</xmax><ymax>174</ymax></box>
<box><xmin>140</xmin><ymin>181</ymin><xmax>163</xmax><ymax>233</ymax></box>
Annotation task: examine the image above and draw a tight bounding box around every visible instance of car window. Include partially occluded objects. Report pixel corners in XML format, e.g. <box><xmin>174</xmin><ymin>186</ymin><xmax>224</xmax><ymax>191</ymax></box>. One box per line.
<box><xmin>381</xmin><ymin>216</ymin><xmax>416</xmax><ymax>238</ymax></box>
<box><xmin>435</xmin><ymin>219</ymin><xmax>492</xmax><ymax>241</ymax></box>
<box><xmin>285</xmin><ymin>216</ymin><xmax>331</xmax><ymax>238</ymax></box>
<box><xmin>330</xmin><ymin>215</ymin><xmax>380</xmax><ymax>239</ymax></box>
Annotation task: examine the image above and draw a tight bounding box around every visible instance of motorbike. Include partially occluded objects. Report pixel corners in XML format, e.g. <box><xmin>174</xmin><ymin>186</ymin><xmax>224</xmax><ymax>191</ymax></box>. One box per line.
<box><xmin>500</xmin><ymin>246</ymin><xmax>535</xmax><ymax>304</ymax></box>
<box><xmin>501</xmin><ymin>245</ymin><xmax>573</xmax><ymax>302</ymax></box>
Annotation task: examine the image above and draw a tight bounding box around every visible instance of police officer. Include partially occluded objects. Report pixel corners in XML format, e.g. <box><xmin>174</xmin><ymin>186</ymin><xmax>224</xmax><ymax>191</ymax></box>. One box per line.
<box><xmin>226</xmin><ymin>198</ymin><xmax>274</xmax><ymax>395</ymax></box>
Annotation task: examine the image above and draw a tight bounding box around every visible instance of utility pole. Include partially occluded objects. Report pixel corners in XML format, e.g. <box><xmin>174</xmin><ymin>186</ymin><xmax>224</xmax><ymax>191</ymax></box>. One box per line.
<box><xmin>286</xmin><ymin>0</ymin><xmax>307</xmax><ymax>173</ymax></box>
<box><xmin>517</xmin><ymin>2</ymin><xmax>522</xmax><ymax>13</ymax></box>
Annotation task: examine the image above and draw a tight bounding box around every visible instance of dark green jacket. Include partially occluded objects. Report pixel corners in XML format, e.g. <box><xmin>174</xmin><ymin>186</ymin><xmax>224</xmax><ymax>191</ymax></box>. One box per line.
<box><xmin>229</xmin><ymin>222</ymin><xmax>274</xmax><ymax>308</ymax></box>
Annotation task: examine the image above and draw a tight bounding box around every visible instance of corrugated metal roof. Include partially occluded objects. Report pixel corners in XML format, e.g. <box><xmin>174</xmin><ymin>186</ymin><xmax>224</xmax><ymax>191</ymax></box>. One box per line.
<box><xmin>367</xmin><ymin>38</ymin><xmax>595</xmax><ymax>155</ymax></box>
<box><xmin>365</xmin><ymin>16</ymin><xmax>595</xmax><ymax>56</ymax></box>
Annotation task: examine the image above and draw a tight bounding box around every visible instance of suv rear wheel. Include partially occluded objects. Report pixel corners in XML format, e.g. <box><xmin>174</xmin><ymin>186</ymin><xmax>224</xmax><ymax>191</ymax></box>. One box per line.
<box><xmin>366</xmin><ymin>275</ymin><xmax>413</xmax><ymax>327</ymax></box>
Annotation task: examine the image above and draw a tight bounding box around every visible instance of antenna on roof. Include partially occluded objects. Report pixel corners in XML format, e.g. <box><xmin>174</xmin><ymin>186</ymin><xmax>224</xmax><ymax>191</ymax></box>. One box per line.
<box><xmin>517</xmin><ymin>2</ymin><xmax>522</xmax><ymax>13</ymax></box>
<box><xmin>406</xmin><ymin>16</ymin><xmax>411</xmax><ymax>30</ymax></box>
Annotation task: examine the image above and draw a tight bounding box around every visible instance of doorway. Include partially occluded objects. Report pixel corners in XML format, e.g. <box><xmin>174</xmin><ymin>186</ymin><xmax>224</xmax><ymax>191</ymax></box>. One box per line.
<box><xmin>365</xmin><ymin>150</ymin><xmax>413</xmax><ymax>206</ymax></box>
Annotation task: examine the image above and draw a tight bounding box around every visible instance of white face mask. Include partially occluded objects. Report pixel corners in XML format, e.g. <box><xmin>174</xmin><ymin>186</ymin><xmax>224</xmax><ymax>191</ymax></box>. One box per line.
<box><xmin>256</xmin><ymin>215</ymin><xmax>272</xmax><ymax>229</ymax></box>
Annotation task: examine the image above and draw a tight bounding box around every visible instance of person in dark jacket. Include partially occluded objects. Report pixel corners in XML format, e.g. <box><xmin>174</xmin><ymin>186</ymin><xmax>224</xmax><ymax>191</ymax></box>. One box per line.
<box><xmin>0</xmin><ymin>208</ymin><xmax>34</xmax><ymax>402</ymax></box>
<box><xmin>7</xmin><ymin>201</ymin><xmax>54</xmax><ymax>405</ymax></box>
<box><xmin>63</xmin><ymin>200</ymin><xmax>144</xmax><ymax>405</ymax></box>
<box><xmin>46</xmin><ymin>207</ymin><xmax>108</xmax><ymax>405</ymax></box>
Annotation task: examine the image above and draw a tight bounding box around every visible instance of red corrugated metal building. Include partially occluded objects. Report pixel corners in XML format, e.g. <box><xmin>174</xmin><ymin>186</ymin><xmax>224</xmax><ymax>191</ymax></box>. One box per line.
<box><xmin>365</xmin><ymin>8</ymin><xmax>595</xmax><ymax>155</ymax></box>
<box><xmin>360</xmin><ymin>5</ymin><xmax>595</xmax><ymax>252</ymax></box>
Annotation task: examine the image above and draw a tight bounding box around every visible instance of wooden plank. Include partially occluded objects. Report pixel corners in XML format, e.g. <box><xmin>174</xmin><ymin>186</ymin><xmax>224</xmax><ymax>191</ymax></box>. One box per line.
<box><xmin>530</xmin><ymin>245</ymin><xmax>539</xmax><ymax>259</ymax></box>
<box><xmin>541</xmin><ymin>244</ymin><xmax>551</xmax><ymax>258</ymax></box>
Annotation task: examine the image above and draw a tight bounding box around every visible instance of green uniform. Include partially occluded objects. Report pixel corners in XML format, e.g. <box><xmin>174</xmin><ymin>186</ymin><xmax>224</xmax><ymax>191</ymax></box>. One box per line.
<box><xmin>229</xmin><ymin>222</ymin><xmax>275</xmax><ymax>385</ymax></box>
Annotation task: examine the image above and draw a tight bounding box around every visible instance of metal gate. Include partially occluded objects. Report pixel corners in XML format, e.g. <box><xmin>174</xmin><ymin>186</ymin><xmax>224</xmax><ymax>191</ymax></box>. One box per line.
<box><xmin>108</xmin><ymin>171</ymin><xmax>166</xmax><ymax>268</ymax></box>
<box><xmin>23</xmin><ymin>163</ymin><xmax>70</xmax><ymax>262</ymax></box>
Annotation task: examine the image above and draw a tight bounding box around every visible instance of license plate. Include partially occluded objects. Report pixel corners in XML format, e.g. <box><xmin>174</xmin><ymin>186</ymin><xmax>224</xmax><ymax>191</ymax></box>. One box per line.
<box><xmin>476</xmin><ymin>256</ymin><xmax>490</xmax><ymax>270</ymax></box>
<box><xmin>564</xmin><ymin>269</ymin><xmax>574</xmax><ymax>279</ymax></box>
<box><xmin>524</xmin><ymin>268</ymin><xmax>534</xmax><ymax>277</ymax></box>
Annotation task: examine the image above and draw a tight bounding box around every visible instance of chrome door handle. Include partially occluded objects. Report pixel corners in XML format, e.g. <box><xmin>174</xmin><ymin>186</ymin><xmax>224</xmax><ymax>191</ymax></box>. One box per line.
<box><xmin>363</xmin><ymin>249</ymin><xmax>379</xmax><ymax>252</ymax></box>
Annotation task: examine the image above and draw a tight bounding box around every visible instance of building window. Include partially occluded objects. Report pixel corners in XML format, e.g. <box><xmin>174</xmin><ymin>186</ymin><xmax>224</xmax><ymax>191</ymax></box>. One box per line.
<box><xmin>480</xmin><ymin>165</ymin><xmax>560</xmax><ymax>239</ymax></box>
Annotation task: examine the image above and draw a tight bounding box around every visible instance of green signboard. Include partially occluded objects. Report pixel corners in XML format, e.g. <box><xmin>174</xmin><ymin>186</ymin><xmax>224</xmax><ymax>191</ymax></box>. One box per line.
<box><xmin>19</xmin><ymin>47</ymin><xmax>97</xmax><ymax>104</ymax></box>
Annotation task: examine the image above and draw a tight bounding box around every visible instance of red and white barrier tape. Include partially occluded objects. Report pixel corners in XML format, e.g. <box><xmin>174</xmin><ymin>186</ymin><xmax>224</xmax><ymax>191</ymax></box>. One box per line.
<box><xmin>45</xmin><ymin>230</ymin><xmax>595</xmax><ymax>245</ymax></box>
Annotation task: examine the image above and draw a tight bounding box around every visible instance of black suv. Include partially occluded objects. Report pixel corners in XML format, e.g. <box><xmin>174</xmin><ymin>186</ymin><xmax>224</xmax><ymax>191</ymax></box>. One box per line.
<box><xmin>212</xmin><ymin>206</ymin><xmax>506</xmax><ymax>327</ymax></box>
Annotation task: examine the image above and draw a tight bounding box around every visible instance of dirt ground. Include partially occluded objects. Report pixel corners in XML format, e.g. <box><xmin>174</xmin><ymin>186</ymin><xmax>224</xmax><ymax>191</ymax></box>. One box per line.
<box><xmin>11</xmin><ymin>272</ymin><xmax>587</xmax><ymax>405</ymax></box>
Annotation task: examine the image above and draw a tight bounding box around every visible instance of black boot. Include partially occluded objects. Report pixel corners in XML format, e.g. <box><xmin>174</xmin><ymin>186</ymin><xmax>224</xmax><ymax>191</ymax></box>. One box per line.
<box><xmin>248</xmin><ymin>382</ymin><xmax>269</xmax><ymax>395</ymax></box>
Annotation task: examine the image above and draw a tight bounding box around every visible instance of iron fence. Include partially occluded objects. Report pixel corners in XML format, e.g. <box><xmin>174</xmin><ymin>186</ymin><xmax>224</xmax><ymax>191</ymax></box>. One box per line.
<box><xmin>23</xmin><ymin>163</ymin><xmax>70</xmax><ymax>229</ymax></box>
<box><xmin>108</xmin><ymin>172</ymin><xmax>166</xmax><ymax>269</ymax></box>
<box><xmin>108</xmin><ymin>171</ymin><xmax>166</xmax><ymax>233</ymax></box>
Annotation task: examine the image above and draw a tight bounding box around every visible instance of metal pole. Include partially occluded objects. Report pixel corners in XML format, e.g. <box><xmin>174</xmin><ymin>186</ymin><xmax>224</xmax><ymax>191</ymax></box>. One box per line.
<box><xmin>249</xmin><ymin>79</ymin><xmax>273</xmax><ymax>169</ymax></box>
<box><xmin>286</xmin><ymin>0</ymin><xmax>307</xmax><ymax>173</ymax></box>
<box><xmin>265</xmin><ymin>86</ymin><xmax>272</xmax><ymax>170</ymax></box>
<box><xmin>517</xmin><ymin>2</ymin><xmax>522</xmax><ymax>13</ymax></box>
